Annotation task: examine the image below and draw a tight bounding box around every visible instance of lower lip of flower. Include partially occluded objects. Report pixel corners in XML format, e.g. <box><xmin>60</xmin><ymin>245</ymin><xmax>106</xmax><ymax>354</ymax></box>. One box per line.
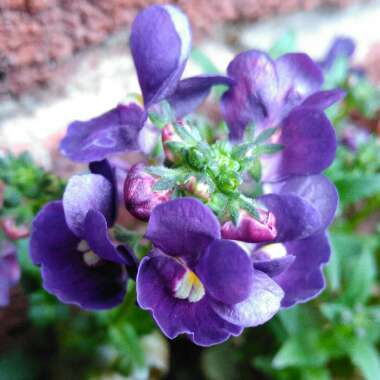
<box><xmin>174</xmin><ymin>269</ymin><xmax>205</xmax><ymax>303</ymax></box>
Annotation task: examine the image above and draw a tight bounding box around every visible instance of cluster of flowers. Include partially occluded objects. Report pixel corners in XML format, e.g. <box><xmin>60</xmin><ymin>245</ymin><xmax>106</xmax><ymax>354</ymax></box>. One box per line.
<box><xmin>30</xmin><ymin>5</ymin><xmax>342</xmax><ymax>346</ymax></box>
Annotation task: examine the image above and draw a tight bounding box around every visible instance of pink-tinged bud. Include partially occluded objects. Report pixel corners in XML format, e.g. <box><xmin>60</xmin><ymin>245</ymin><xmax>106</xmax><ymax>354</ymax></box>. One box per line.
<box><xmin>161</xmin><ymin>123</ymin><xmax>181</xmax><ymax>163</ymax></box>
<box><xmin>184</xmin><ymin>176</ymin><xmax>211</xmax><ymax>201</ymax></box>
<box><xmin>1</xmin><ymin>218</ymin><xmax>29</xmax><ymax>240</ymax></box>
<box><xmin>123</xmin><ymin>164</ymin><xmax>171</xmax><ymax>221</ymax></box>
<box><xmin>221</xmin><ymin>209</ymin><xmax>277</xmax><ymax>243</ymax></box>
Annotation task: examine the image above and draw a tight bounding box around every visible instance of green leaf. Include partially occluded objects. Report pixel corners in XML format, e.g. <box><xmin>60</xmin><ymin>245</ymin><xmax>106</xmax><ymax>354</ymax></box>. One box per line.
<box><xmin>239</xmin><ymin>196</ymin><xmax>260</xmax><ymax>219</ymax></box>
<box><xmin>231</xmin><ymin>142</ymin><xmax>254</xmax><ymax>160</ymax></box>
<box><xmin>342</xmin><ymin>244</ymin><xmax>376</xmax><ymax>306</ymax></box>
<box><xmin>173</xmin><ymin>123</ymin><xmax>198</xmax><ymax>144</ymax></box>
<box><xmin>145</xmin><ymin>166</ymin><xmax>179</xmax><ymax>178</ymax></box>
<box><xmin>303</xmin><ymin>368</ymin><xmax>331</xmax><ymax>380</ymax></box>
<box><xmin>253</xmin><ymin>144</ymin><xmax>283</xmax><ymax>156</ymax></box>
<box><xmin>253</xmin><ymin>127</ymin><xmax>279</xmax><ymax>145</ymax></box>
<box><xmin>347</xmin><ymin>340</ymin><xmax>380</xmax><ymax>380</ymax></box>
<box><xmin>152</xmin><ymin>178</ymin><xmax>176</xmax><ymax>191</ymax></box>
<box><xmin>334</xmin><ymin>173</ymin><xmax>380</xmax><ymax>205</ymax></box>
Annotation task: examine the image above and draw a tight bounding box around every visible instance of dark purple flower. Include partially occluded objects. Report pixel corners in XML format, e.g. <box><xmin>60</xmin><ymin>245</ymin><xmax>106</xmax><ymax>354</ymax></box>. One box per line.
<box><xmin>0</xmin><ymin>241</ymin><xmax>20</xmax><ymax>307</ymax></box>
<box><xmin>61</xmin><ymin>5</ymin><xmax>231</xmax><ymax>163</ymax></box>
<box><xmin>221</xmin><ymin>50</ymin><xmax>344</xmax><ymax>181</ymax></box>
<box><xmin>252</xmin><ymin>174</ymin><xmax>338</xmax><ymax>307</ymax></box>
<box><xmin>137</xmin><ymin>198</ymin><xmax>284</xmax><ymax>346</ymax></box>
<box><xmin>30</xmin><ymin>160</ymin><xmax>136</xmax><ymax>310</ymax></box>
<box><xmin>124</xmin><ymin>163</ymin><xmax>172</xmax><ymax>221</ymax></box>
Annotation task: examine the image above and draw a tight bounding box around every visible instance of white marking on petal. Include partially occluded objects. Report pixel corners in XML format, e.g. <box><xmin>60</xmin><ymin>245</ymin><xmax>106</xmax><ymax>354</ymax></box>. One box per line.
<box><xmin>260</xmin><ymin>243</ymin><xmax>287</xmax><ymax>260</ymax></box>
<box><xmin>174</xmin><ymin>270</ymin><xmax>205</xmax><ymax>303</ymax></box>
<box><xmin>164</xmin><ymin>5</ymin><xmax>191</xmax><ymax>63</ymax></box>
<box><xmin>83</xmin><ymin>251</ymin><xmax>101</xmax><ymax>266</ymax></box>
<box><xmin>77</xmin><ymin>240</ymin><xmax>90</xmax><ymax>252</ymax></box>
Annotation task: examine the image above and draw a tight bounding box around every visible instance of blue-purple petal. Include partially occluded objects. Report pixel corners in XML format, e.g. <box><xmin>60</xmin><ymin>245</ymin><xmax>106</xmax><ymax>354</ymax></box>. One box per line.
<box><xmin>262</xmin><ymin>107</ymin><xmax>337</xmax><ymax>181</ymax></box>
<box><xmin>301</xmin><ymin>89</ymin><xmax>346</xmax><ymax>110</ymax></box>
<box><xmin>254</xmin><ymin>255</ymin><xmax>295</xmax><ymax>278</ymax></box>
<box><xmin>145</xmin><ymin>198</ymin><xmax>220</xmax><ymax>262</ymax></box>
<box><xmin>320</xmin><ymin>37</ymin><xmax>355</xmax><ymax>71</ymax></box>
<box><xmin>197</xmin><ymin>240</ymin><xmax>254</xmax><ymax>305</ymax></box>
<box><xmin>137</xmin><ymin>255</ymin><xmax>242</xmax><ymax>346</ymax></box>
<box><xmin>221</xmin><ymin>50</ymin><xmax>279</xmax><ymax>140</ymax></box>
<box><xmin>130</xmin><ymin>5</ymin><xmax>191</xmax><ymax>107</ymax></box>
<box><xmin>275</xmin><ymin>233</ymin><xmax>331</xmax><ymax>307</ymax></box>
<box><xmin>60</xmin><ymin>104</ymin><xmax>146</xmax><ymax>162</ymax></box>
<box><xmin>168</xmin><ymin>75</ymin><xmax>233</xmax><ymax>118</ymax></box>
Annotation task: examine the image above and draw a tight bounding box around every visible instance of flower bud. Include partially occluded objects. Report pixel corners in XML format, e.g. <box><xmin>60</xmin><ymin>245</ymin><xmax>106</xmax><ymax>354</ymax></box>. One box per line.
<box><xmin>186</xmin><ymin>147</ymin><xmax>206</xmax><ymax>170</ymax></box>
<box><xmin>184</xmin><ymin>176</ymin><xmax>211</xmax><ymax>201</ymax></box>
<box><xmin>221</xmin><ymin>209</ymin><xmax>277</xmax><ymax>243</ymax></box>
<box><xmin>161</xmin><ymin>123</ymin><xmax>182</xmax><ymax>163</ymax></box>
<box><xmin>123</xmin><ymin>164</ymin><xmax>171</xmax><ymax>221</ymax></box>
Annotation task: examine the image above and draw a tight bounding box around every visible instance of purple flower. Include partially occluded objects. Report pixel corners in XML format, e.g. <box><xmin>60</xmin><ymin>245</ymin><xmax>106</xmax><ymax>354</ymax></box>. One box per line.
<box><xmin>123</xmin><ymin>163</ymin><xmax>172</xmax><ymax>221</ymax></box>
<box><xmin>0</xmin><ymin>241</ymin><xmax>20</xmax><ymax>307</ymax></box>
<box><xmin>137</xmin><ymin>197</ymin><xmax>284</xmax><ymax>346</ymax></box>
<box><xmin>252</xmin><ymin>174</ymin><xmax>338</xmax><ymax>307</ymax></box>
<box><xmin>60</xmin><ymin>5</ymin><xmax>231</xmax><ymax>163</ymax></box>
<box><xmin>221</xmin><ymin>50</ymin><xmax>344</xmax><ymax>181</ymax></box>
<box><xmin>30</xmin><ymin>160</ymin><xmax>136</xmax><ymax>310</ymax></box>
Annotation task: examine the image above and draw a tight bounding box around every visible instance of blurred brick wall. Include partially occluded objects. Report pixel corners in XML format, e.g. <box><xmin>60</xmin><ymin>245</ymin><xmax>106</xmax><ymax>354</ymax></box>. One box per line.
<box><xmin>0</xmin><ymin>0</ymin><xmax>363</xmax><ymax>97</ymax></box>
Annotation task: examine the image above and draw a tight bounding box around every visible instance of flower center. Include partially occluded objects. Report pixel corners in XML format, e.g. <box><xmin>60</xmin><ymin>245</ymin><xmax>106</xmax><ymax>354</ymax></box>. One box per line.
<box><xmin>174</xmin><ymin>270</ymin><xmax>205</xmax><ymax>303</ymax></box>
<box><xmin>258</xmin><ymin>243</ymin><xmax>287</xmax><ymax>260</ymax></box>
<box><xmin>77</xmin><ymin>240</ymin><xmax>101</xmax><ymax>266</ymax></box>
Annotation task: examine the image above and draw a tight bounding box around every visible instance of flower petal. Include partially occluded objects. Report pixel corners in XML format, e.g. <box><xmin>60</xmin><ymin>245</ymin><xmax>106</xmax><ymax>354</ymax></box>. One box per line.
<box><xmin>275</xmin><ymin>233</ymin><xmax>331</xmax><ymax>308</ymax></box>
<box><xmin>274</xmin><ymin>175</ymin><xmax>338</xmax><ymax>232</ymax></box>
<box><xmin>130</xmin><ymin>5</ymin><xmax>191</xmax><ymax>107</ymax></box>
<box><xmin>60</xmin><ymin>104</ymin><xmax>146</xmax><ymax>162</ymax></box>
<box><xmin>221</xmin><ymin>50</ymin><xmax>279</xmax><ymax>140</ymax></box>
<box><xmin>84</xmin><ymin>210</ymin><xmax>135</xmax><ymax>265</ymax></box>
<box><xmin>276</xmin><ymin>53</ymin><xmax>323</xmax><ymax>109</ymax></box>
<box><xmin>262</xmin><ymin>107</ymin><xmax>336</xmax><ymax>181</ymax></box>
<box><xmin>168</xmin><ymin>75</ymin><xmax>233</xmax><ymax>118</ymax></box>
<box><xmin>253</xmin><ymin>255</ymin><xmax>295</xmax><ymax>278</ymax></box>
<box><xmin>211</xmin><ymin>270</ymin><xmax>283</xmax><ymax>327</ymax></box>
<box><xmin>137</xmin><ymin>255</ymin><xmax>242</xmax><ymax>346</ymax></box>
<box><xmin>196</xmin><ymin>240</ymin><xmax>254</xmax><ymax>305</ymax></box>
<box><xmin>301</xmin><ymin>89</ymin><xmax>346</xmax><ymax>110</ymax></box>
<box><xmin>320</xmin><ymin>37</ymin><xmax>355</xmax><ymax>70</ymax></box>
<box><xmin>30</xmin><ymin>202</ymin><xmax>127</xmax><ymax>310</ymax></box>
<box><xmin>145</xmin><ymin>198</ymin><xmax>220</xmax><ymax>261</ymax></box>
<box><xmin>63</xmin><ymin>173</ymin><xmax>114</xmax><ymax>237</ymax></box>
<box><xmin>258</xmin><ymin>193</ymin><xmax>322</xmax><ymax>242</ymax></box>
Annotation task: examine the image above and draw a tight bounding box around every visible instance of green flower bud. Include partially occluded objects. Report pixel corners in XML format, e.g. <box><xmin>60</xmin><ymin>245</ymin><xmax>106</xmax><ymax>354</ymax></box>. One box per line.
<box><xmin>187</xmin><ymin>147</ymin><xmax>206</xmax><ymax>170</ymax></box>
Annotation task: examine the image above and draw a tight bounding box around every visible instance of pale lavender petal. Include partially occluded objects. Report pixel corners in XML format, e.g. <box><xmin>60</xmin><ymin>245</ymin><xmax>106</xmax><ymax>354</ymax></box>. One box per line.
<box><xmin>130</xmin><ymin>5</ymin><xmax>191</xmax><ymax>107</ymax></box>
<box><xmin>145</xmin><ymin>198</ymin><xmax>220</xmax><ymax>262</ymax></box>
<box><xmin>321</xmin><ymin>37</ymin><xmax>355</xmax><ymax>70</ymax></box>
<box><xmin>211</xmin><ymin>270</ymin><xmax>284</xmax><ymax>327</ymax></box>
<box><xmin>276</xmin><ymin>53</ymin><xmax>323</xmax><ymax>109</ymax></box>
<box><xmin>62</xmin><ymin>173</ymin><xmax>113</xmax><ymax>237</ymax></box>
<box><xmin>253</xmin><ymin>255</ymin><xmax>295</xmax><ymax>277</ymax></box>
<box><xmin>197</xmin><ymin>240</ymin><xmax>254</xmax><ymax>305</ymax></box>
<box><xmin>60</xmin><ymin>104</ymin><xmax>146</xmax><ymax>162</ymax></box>
<box><xmin>274</xmin><ymin>175</ymin><xmax>338</xmax><ymax>231</ymax></box>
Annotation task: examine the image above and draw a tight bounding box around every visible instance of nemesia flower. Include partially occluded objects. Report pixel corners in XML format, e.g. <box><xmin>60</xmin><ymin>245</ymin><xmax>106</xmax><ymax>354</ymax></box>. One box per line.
<box><xmin>124</xmin><ymin>163</ymin><xmax>172</xmax><ymax>221</ymax></box>
<box><xmin>320</xmin><ymin>37</ymin><xmax>356</xmax><ymax>72</ymax></box>
<box><xmin>60</xmin><ymin>5</ymin><xmax>231</xmax><ymax>163</ymax></box>
<box><xmin>221</xmin><ymin>50</ymin><xmax>344</xmax><ymax>181</ymax></box>
<box><xmin>0</xmin><ymin>241</ymin><xmax>20</xmax><ymax>307</ymax></box>
<box><xmin>137</xmin><ymin>198</ymin><xmax>284</xmax><ymax>346</ymax></box>
<box><xmin>30</xmin><ymin>160</ymin><xmax>136</xmax><ymax>310</ymax></box>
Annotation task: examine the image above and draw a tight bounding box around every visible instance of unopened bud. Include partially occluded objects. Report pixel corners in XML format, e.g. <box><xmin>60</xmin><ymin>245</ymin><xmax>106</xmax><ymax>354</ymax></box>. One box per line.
<box><xmin>162</xmin><ymin>123</ymin><xmax>182</xmax><ymax>163</ymax></box>
<box><xmin>123</xmin><ymin>164</ymin><xmax>171</xmax><ymax>221</ymax></box>
<box><xmin>221</xmin><ymin>209</ymin><xmax>277</xmax><ymax>243</ymax></box>
<box><xmin>184</xmin><ymin>176</ymin><xmax>211</xmax><ymax>201</ymax></box>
